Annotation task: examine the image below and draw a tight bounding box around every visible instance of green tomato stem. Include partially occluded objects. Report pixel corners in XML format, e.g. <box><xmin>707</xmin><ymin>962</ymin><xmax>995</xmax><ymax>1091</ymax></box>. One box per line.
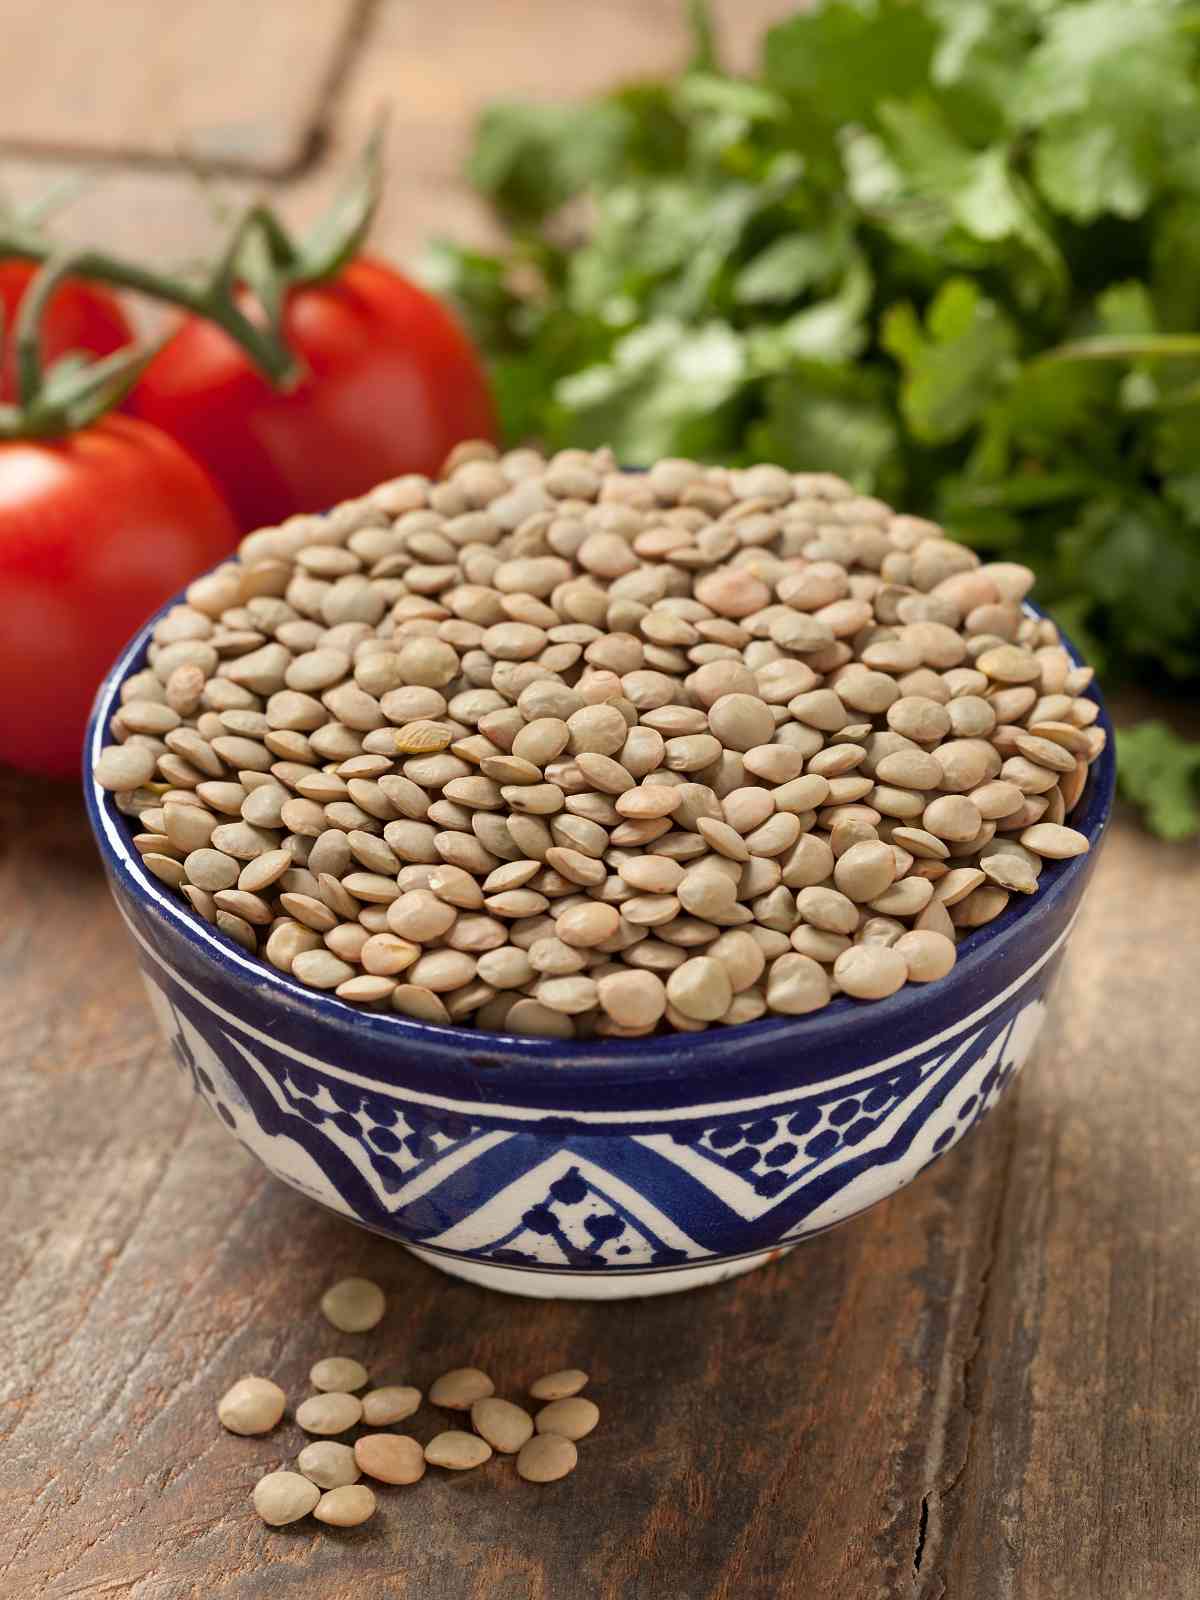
<box><xmin>0</xmin><ymin>250</ymin><xmax>172</xmax><ymax>438</ymax></box>
<box><xmin>1039</xmin><ymin>334</ymin><xmax>1200</xmax><ymax>365</ymax></box>
<box><xmin>0</xmin><ymin>119</ymin><xmax>387</xmax><ymax>394</ymax></box>
<box><xmin>0</xmin><ymin>225</ymin><xmax>298</xmax><ymax>384</ymax></box>
<box><xmin>15</xmin><ymin>251</ymin><xmax>76</xmax><ymax>407</ymax></box>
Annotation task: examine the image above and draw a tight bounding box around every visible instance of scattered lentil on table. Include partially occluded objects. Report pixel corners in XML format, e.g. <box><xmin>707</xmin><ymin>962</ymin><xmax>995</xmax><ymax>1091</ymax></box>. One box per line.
<box><xmin>320</xmin><ymin>1276</ymin><xmax>386</xmax><ymax>1332</ymax></box>
<box><xmin>234</xmin><ymin>1287</ymin><xmax>596</xmax><ymax>1537</ymax></box>
<box><xmin>424</xmin><ymin>1430</ymin><xmax>493</xmax><ymax>1470</ymax></box>
<box><xmin>529</xmin><ymin>1368</ymin><xmax>590</xmax><ymax>1401</ymax></box>
<box><xmin>97</xmin><ymin>444</ymin><xmax>1102</xmax><ymax>1032</ymax></box>
<box><xmin>428</xmin><ymin>1367</ymin><xmax>495</xmax><ymax>1409</ymax></box>
<box><xmin>471</xmin><ymin>1396</ymin><xmax>535</xmax><ymax>1454</ymax></box>
<box><xmin>295</xmin><ymin>1391</ymin><xmax>364</xmax><ymax>1435</ymax></box>
<box><xmin>297</xmin><ymin>1439</ymin><xmax>362</xmax><ymax>1489</ymax></box>
<box><xmin>361</xmin><ymin>1384</ymin><xmax>423</xmax><ymax>1426</ymax></box>
<box><xmin>516</xmin><ymin>1433</ymin><xmax>579</xmax><ymax>1484</ymax></box>
<box><xmin>217</xmin><ymin>1375</ymin><xmax>287</xmax><ymax>1435</ymax></box>
<box><xmin>354</xmin><ymin>1433</ymin><xmax>427</xmax><ymax>1485</ymax></box>
<box><xmin>313</xmin><ymin>1483</ymin><xmax>377</xmax><ymax>1527</ymax></box>
<box><xmin>534</xmin><ymin>1396</ymin><xmax>601</xmax><ymax>1441</ymax></box>
<box><xmin>253</xmin><ymin>1470</ymin><xmax>321</xmax><ymax>1526</ymax></box>
<box><xmin>310</xmin><ymin>1356</ymin><xmax>369</xmax><ymax>1392</ymax></box>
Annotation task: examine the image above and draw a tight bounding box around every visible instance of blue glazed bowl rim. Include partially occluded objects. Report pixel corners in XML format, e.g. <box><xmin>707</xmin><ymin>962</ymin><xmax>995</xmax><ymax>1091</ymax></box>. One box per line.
<box><xmin>85</xmin><ymin>585</ymin><xmax>1116</xmax><ymax>1080</ymax></box>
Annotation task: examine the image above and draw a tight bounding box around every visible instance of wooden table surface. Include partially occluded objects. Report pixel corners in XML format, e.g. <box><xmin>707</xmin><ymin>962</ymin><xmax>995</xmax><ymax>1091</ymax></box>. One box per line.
<box><xmin>2</xmin><ymin>6</ymin><xmax>1199</xmax><ymax>1598</ymax></box>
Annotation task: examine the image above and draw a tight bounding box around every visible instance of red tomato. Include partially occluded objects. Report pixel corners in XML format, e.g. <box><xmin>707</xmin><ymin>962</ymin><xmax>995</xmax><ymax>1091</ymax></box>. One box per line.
<box><xmin>0</xmin><ymin>260</ymin><xmax>132</xmax><ymax>401</ymax></box>
<box><xmin>0</xmin><ymin>415</ymin><xmax>238</xmax><ymax>779</ymax></box>
<box><xmin>128</xmin><ymin>256</ymin><xmax>496</xmax><ymax>531</ymax></box>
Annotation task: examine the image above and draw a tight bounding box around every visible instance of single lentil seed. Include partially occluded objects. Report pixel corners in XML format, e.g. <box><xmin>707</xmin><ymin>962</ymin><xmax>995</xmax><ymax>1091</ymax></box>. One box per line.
<box><xmin>1020</xmin><ymin>822</ymin><xmax>1090</xmax><ymax>858</ymax></box>
<box><xmin>894</xmin><ymin>929</ymin><xmax>957</xmax><ymax>983</ymax></box>
<box><xmin>429</xmin><ymin>1367</ymin><xmax>495</xmax><ymax>1409</ymax></box>
<box><xmin>529</xmin><ymin>1369</ymin><xmax>589</xmax><ymax>1401</ymax></box>
<box><xmin>424</xmin><ymin>1431</ymin><xmax>493</xmax><ymax>1470</ymax></box>
<box><xmin>320</xmin><ymin>1277</ymin><xmax>385</xmax><ymax>1332</ymax></box>
<box><xmin>296</xmin><ymin>1392</ymin><xmax>364</xmax><ymax>1435</ymax></box>
<box><xmin>834</xmin><ymin>944</ymin><xmax>908</xmax><ymax>1000</ymax></box>
<box><xmin>534</xmin><ymin>1397</ymin><xmax>600</xmax><ymax>1440</ymax></box>
<box><xmin>517</xmin><ymin>1434</ymin><xmax>578</xmax><ymax>1483</ymax></box>
<box><xmin>361</xmin><ymin>1385</ymin><xmax>422</xmax><ymax>1426</ymax></box>
<box><xmin>218</xmin><ymin>1375</ymin><xmax>286</xmax><ymax>1435</ymax></box>
<box><xmin>354</xmin><ymin>1433</ymin><xmax>426</xmax><ymax>1485</ymax></box>
<box><xmin>95</xmin><ymin>744</ymin><xmax>157</xmax><ymax>791</ymax></box>
<box><xmin>472</xmin><ymin>1397</ymin><xmax>535</xmax><ymax>1453</ymax></box>
<box><xmin>254</xmin><ymin>1470</ymin><xmax>321</xmax><ymax>1526</ymax></box>
<box><xmin>297</xmin><ymin>1441</ymin><xmax>361</xmax><ymax>1490</ymax></box>
<box><xmin>310</xmin><ymin>1357</ymin><xmax>369</xmax><ymax>1392</ymax></box>
<box><xmin>314</xmin><ymin>1484</ymin><xmax>376</xmax><ymax>1527</ymax></box>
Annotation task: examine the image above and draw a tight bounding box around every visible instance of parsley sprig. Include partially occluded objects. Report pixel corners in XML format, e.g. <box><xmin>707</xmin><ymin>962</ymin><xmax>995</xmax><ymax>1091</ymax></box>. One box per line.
<box><xmin>426</xmin><ymin>0</ymin><xmax>1200</xmax><ymax>836</ymax></box>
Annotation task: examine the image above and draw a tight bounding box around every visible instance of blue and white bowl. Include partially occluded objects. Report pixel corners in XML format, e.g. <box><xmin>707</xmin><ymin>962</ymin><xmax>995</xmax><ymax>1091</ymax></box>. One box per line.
<box><xmin>86</xmin><ymin>597</ymin><xmax>1115</xmax><ymax>1299</ymax></box>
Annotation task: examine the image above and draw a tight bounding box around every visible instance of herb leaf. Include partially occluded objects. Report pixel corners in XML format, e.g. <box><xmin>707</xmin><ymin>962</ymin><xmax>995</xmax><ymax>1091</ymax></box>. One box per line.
<box><xmin>1116</xmin><ymin>722</ymin><xmax>1200</xmax><ymax>841</ymax></box>
<box><xmin>430</xmin><ymin>0</ymin><xmax>1200</xmax><ymax>835</ymax></box>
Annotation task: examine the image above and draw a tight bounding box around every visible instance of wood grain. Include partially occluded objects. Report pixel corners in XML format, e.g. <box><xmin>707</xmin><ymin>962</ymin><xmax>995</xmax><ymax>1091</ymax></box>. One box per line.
<box><xmin>3</xmin><ymin>776</ymin><xmax>1198</xmax><ymax>1599</ymax></box>
<box><xmin>0</xmin><ymin>765</ymin><xmax>1008</xmax><ymax>1598</ymax></box>
<box><xmin>0</xmin><ymin>0</ymin><xmax>364</xmax><ymax>174</ymax></box>
<box><xmin>2</xmin><ymin>3</ymin><xmax>1199</xmax><ymax>1594</ymax></box>
<box><xmin>940</xmin><ymin>820</ymin><xmax>1200</xmax><ymax>1600</ymax></box>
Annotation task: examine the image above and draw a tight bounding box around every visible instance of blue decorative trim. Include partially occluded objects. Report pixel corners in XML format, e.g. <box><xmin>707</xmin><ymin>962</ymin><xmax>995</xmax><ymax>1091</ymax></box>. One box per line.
<box><xmin>87</xmin><ymin>576</ymin><xmax>1113</xmax><ymax>1280</ymax></box>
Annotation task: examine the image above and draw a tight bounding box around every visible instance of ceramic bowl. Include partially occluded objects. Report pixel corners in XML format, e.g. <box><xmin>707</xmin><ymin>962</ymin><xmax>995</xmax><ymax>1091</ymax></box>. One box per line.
<box><xmin>85</xmin><ymin>595</ymin><xmax>1115</xmax><ymax>1299</ymax></box>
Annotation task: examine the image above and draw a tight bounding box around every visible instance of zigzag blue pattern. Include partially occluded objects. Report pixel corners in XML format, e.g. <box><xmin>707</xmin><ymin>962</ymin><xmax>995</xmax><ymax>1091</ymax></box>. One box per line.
<box><xmin>144</xmin><ymin>945</ymin><xmax>1056</xmax><ymax>1271</ymax></box>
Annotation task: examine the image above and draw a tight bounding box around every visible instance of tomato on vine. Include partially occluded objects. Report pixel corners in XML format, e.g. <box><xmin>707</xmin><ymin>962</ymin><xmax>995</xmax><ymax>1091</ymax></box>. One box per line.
<box><xmin>0</xmin><ymin>417</ymin><xmax>238</xmax><ymax>777</ymax></box>
<box><xmin>0</xmin><ymin>260</ymin><xmax>237</xmax><ymax>778</ymax></box>
<box><xmin>0</xmin><ymin>261</ymin><xmax>132</xmax><ymax>401</ymax></box>
<box><xmin>0</xmin><ymin>125</ymin><xmax>495</xmax><ymax>777</ymax></box>
<box><xmin>130</xmin><ymin>256</ymin><xmax>495</xmax><ymax>531</ymax></box>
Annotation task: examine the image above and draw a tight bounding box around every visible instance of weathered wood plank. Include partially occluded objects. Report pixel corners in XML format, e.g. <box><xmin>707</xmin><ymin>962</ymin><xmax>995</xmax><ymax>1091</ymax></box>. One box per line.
<box><xmin>0</xmin><ymin>0</ymin><xmax>364</xmax><ymax>175</ymax></box>
<box><xmin>6</xmin><ymin>775</ymin><xmax>1195</xmax><ymax>1598</ymax></box>
<box><xmin>0</xmin><ymin>773</ymin><xmax>1009</xmax><ymax>1600</ymax></box>
<box><xmin>291</xmin><ymin>0</ymin><xmax>802</xmax><ymax>261</ymax></box>
<box><xmin>934</xmin><ymin>820</ymin><xmax>1200</xmax><ymax>1600</ymax></box>
<box><xmin>1</xmin><ymin>4</ymin><xmax>1198</xmax><ymax>1595</ymax></box>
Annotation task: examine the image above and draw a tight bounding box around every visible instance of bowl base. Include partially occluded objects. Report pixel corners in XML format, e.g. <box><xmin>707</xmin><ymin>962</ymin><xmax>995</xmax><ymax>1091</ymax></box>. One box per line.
<box><xmin>405</xmin><ymin>1243</ymin><xmax>795</xmax><ymax>1299</ymax></box>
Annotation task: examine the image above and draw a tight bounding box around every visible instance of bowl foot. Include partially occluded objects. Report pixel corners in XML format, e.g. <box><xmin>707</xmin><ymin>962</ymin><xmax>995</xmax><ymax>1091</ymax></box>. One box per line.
<box><xmin>404</xmin><ymin>1244</ymin><xmax>795</xmax><ymax>1300</ymax></box>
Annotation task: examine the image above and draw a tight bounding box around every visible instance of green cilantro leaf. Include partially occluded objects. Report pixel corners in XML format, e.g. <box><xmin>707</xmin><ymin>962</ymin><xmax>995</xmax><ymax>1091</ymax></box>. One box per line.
<box><xmin>763</xmin><ymin>1</ymin><xmax>938</xmax><ymax>128</ymax></box>
<box><xmin>734</xmin><ymin>230</ymin><xmax>843</xmax><ymax>305</ymax></box>
<box><xmin>438</xmin><ymin>0</ymin><xmax>1200</xmax><ymax>834</ymax></box>
<box><xmin>554</xmin><ymin>319</ymin><xmax>748</xmax><ymax>461</ymax></box>
<box><xmin>883</xmin><ymin>277</ymin><xmax>1018</xmax><ymax>443</ymax></box>
<box><xmin>750</xmin><ymin>363</ymin><xmax>902</xmax><ymax>494</ymax></box>
<box><xmin>467</xmin><ymin>101</ymin><xmax>634</xmax><ymax>222</ymax></box>
<box><xmin>1116</xmin><ymin>721</ymin><xmax>1200</xmax><ymax>841</ymax></box>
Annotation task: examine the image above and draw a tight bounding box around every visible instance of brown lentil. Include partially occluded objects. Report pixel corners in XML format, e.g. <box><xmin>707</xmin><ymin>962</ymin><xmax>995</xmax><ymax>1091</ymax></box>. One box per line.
<box><xmin>98</xmin><ymin>445</ymin><xmax>1100</xmax><ymax>1030</ymax></box>
<box><xmin>534</xmin><ymin>1397</ymin><xmax>600</xmax><ymax>1440</ymax></box>
<box><xmin>833</xmin><ymin>944</ymin><xmax>908</xmax><ymax>1000</ymax></box>
<box><xmin>297</xmin><ymin>1441</ymin><xmax>362</xmax><ymax>1490</ymax></box>
<box><xmin>354</xmin><ymin>1433</ymin><xmax>426</xmax><ymax>1485</ymax></box>
<box><xmin>471</xmin><ymin>1396</ymin><xmax>536</xmax><ymax>1453</ymax></box>
<box><xmin>517</xmin><ymin>1433</ymin><xmax>578</xmax><ymax>1483</ymax></box>
<box><xmin>310</xmin><ymin>1357</ymin><xmax>369</xmax><ymax>1392</ymax></box>
<box><xmin>529</xmin><ymin>1368</ymin><xmax>590</xmax><ymax>1401</ymax></box>
<box><xmin>361</xmin><ymin>1385</ymin><xmax>422</xmax><ymax>1426</ymax></box>
<box><xmin>320</xmin><ymin>1276</ymin><xmax>386</xmax><ymax>1332</ymax></box>
<box><xmin>296</xmin><ymin>1392</ymin><xmax>364</xmax><ymax>1435</ymax></box>
<box><xmin>254</xmin><ymin>1470</ymin><xmax>321</xmax><ymax>1526</ymax></box>
<box><xmin>429</xmin><ymin>1367</ymin><xmax>495</xmax><ymax>1409</ymax></box>
<box><xmin>313</xmin><ymin>1484</ymin><xmax>377</xmax><ymax>1526</ymax></box>
<box><xmin>424</xmin><ymin>1431</ymin><xmax>493</xmax><ymax>1470</ymax></box>
<box><xmin>218</xmin><ymin>1375</ymin><xmax>286</xmax><ymax>1435</ymax></box>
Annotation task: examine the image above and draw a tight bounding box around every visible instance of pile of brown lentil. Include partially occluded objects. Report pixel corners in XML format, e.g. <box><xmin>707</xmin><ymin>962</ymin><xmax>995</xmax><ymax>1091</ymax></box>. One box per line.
<box><xmin>95</xmin><ymin>443</ymin><xmax>1102</xmax><ymax>1036</ymax></box>
<box><xmin>223</xmin><ymin>1277</ymin><xmax>594</xmax><ymax>1528</ymax></box>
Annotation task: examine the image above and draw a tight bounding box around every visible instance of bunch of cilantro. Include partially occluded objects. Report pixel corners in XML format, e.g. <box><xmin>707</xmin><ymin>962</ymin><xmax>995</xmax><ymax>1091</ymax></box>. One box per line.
<box><xmin>423</xmin><ymin>0</ymin><xmax>1200</xmax><ymax>837</ymax></box>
